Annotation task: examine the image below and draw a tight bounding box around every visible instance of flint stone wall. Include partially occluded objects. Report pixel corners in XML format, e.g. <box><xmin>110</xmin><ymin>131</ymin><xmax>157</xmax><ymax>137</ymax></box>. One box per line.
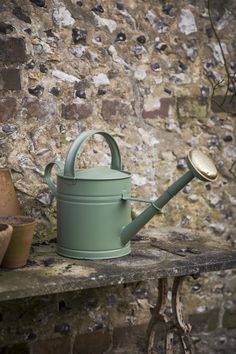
<box><xmin>0</xmin><ymin>0</ymin><xmax>236</xmax><ymax>353</ymax></box>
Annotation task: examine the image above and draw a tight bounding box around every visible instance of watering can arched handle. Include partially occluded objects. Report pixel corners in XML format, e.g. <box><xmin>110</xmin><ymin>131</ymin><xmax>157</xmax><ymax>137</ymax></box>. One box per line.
<box><xmin>64</xmin><ymin>131</ymin><xmax>122</xmax><ymax>178</ymax></box>
<box><xmin>44</xmin><ymin>161</ymin><xmax>64</xmax><ymax>196</ymax></box>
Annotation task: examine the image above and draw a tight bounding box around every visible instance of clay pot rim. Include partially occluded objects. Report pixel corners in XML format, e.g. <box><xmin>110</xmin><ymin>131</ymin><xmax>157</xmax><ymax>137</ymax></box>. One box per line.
<box><xmin>0</xmin><ymin>216</ymin><xmax>36</xmax><ymax>226</ymax></box>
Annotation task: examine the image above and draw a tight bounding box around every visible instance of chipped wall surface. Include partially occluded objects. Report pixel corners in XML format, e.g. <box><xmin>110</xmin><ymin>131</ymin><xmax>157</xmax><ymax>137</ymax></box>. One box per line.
<box><xmin>0</xmin><ymin>0</ymin><xmax>236</xmax><ymax>352</ymax></box>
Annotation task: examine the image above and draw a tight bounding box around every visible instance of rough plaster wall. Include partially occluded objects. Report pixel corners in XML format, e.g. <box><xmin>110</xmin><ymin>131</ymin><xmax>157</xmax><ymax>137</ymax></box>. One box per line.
<box><xmin>0</xmin><ymin>0</ymin><xmax>236</xmax><ymax>353</ymax></box>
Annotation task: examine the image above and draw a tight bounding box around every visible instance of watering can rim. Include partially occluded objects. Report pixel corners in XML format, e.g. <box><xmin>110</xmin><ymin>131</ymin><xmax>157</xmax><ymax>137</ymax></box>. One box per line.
<box><xmin>56</xmin><ymin>166</ymin><xmax>131</xmax><ymax>181</ymax></box>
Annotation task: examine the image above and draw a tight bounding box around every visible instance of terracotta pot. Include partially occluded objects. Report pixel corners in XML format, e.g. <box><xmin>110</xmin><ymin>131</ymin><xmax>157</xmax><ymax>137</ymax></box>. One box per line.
<box><xmin>0</xmin><ymin>168</ymin><xmax>22</xmax><ymax>216</ymax></box>
<box><xmin>0</xmin><ymin>224</ymin><xmax>13</xmax><ymax>265</ymax></box>
<box><xmin>0</xmin><ymin>216</ymin><xmax>36</xmax><ymax>269</ymax></box>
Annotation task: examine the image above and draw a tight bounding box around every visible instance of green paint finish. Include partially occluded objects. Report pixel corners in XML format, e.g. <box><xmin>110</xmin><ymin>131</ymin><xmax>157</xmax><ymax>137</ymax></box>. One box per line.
<box><xmin>45</xmin><ymin>131</ymin><xmax>217</xmax><ymax>260</ymax></box>
<box><xmin>68</xmin><ymin>166</ymin><xmax>130</xmax><ymax>180</ymax></box>
<box><xmin>45</xmin><ymin>131</ymin><xmax>132</xmax><ymax>259</ymax></box>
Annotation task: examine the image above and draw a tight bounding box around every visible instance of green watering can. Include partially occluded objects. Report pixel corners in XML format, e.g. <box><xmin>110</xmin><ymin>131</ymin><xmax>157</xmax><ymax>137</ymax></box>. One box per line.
<box><xmin>45</xmin><ymin>130</ymin><xmax>217</xmax><ymax>260</ymax></box>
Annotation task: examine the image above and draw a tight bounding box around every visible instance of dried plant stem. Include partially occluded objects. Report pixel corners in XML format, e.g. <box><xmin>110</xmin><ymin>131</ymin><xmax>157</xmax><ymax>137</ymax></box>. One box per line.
<box><xmin>208</xmin><ymin>0</ymin><xmax>236</xmax><ymax>105</ymax></box>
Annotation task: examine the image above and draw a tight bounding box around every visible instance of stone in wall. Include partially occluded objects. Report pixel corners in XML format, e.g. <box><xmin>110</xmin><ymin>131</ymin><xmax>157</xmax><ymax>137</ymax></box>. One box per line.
<box><xmin>101</xmin><ymin>99</ymin><xmax>132</xmax><ymax>122</ymax></box>
<box><xmin>62</xmin><ymin>102</ymin><xmax>93</xmax><ymax>120</ymax></box>
<box><xmin>22</xmin><ymin>97</ymin><xmax>58</xmax><ymax>122</ymax></box>
<box><xmin>0</xmin><ymin>38</ymin><xmax>27</xmax><ymax>64</ymax></box>
<box><xmin>53</xmin><ymin>3</ymin><xmax>75</xmax><ymax>28</ymax></box>
<box><xmin>211</xmin><ymin>95</ymin><xmax>236</xmax><ymax>114</ymax></box>
<box><xmin>142</xmin><ymin>97</ymin><xmax>175</xmax><ymax>119</ymax></box>
<box><xmin>179</xmin><ymin>9</ymin><xmax>197</xmax><ymax>35</ymax></box>
<box><xmin>0</xmin><ymin>22</ymin><xmax>15</xmax><ymax>34</ymax></box>
<box><xmin>177</xmin><ymin>96</ymin><xmax>209</xmax><ymax>124</ymax></box>
<box><xmin>0</xmin><ymin>98</ymin><xmax>17</xmax><ymax>122</ymax></box>
<box><xmin>0</xmin><ymin>68</ymin><xmax>21</xmax><ymax>90</ymax></box>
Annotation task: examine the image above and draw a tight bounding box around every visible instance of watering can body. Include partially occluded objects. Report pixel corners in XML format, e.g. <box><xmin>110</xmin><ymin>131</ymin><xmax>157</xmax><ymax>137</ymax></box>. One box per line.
<box><xmin>56</xmin><ymin>169</ymin><xmax>132</xmax><ymax>259</ymax></box>
<box><xmin>45</xmin><ymin>131</ymin><xmax>133</xmax><ymax>259</ymax></box>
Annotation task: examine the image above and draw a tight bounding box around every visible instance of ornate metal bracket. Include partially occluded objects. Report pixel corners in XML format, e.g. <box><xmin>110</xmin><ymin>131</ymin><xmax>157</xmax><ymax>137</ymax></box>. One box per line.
<box><xmin>146</xmin><ymin>276</ymin><xmax>197</xmax><ymax>354</ymax></box>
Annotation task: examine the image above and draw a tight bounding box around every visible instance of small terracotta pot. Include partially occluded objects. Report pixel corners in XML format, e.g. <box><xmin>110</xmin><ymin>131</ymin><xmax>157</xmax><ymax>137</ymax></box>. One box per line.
<box><xmin>0</xmin><ymin>224</ymin><xmax>13</xmax><ymax>265</ymax></box>
<box><xmin>0</xmin><ymin>216</ymin><xmax>36</xmax><ymax>269</ymax></box>
<box><xmin>0</xmin><ymin>168</ymin><xmax>22</xmax><ymax>216</ymax></box>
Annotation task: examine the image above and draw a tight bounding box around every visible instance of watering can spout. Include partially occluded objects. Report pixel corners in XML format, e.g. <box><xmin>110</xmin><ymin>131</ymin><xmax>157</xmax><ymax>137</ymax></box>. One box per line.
<box><xmin>121</xmin><ymin>150</ymin><xmax>218</xmax><ymax>246</ymax></box>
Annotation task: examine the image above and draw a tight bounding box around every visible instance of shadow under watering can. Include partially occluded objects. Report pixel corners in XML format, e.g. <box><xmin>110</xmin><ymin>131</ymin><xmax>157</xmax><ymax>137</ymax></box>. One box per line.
<box><xmin>45</xmin><ymin>131</ymin><xmax>218</xmax><ymax>260</ymax></box>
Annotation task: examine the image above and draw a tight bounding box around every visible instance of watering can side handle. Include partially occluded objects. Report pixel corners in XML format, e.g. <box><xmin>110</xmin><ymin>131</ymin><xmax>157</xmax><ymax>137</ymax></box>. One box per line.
<box><xmin>44</xmin><ymin>161</ymin><xmax>64</xmax><ymax>196</ymax></box>
<box><xmin>64</xmin><ymin>130</ymin><xmax>122</xmax><ymax>178</ymax></box>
